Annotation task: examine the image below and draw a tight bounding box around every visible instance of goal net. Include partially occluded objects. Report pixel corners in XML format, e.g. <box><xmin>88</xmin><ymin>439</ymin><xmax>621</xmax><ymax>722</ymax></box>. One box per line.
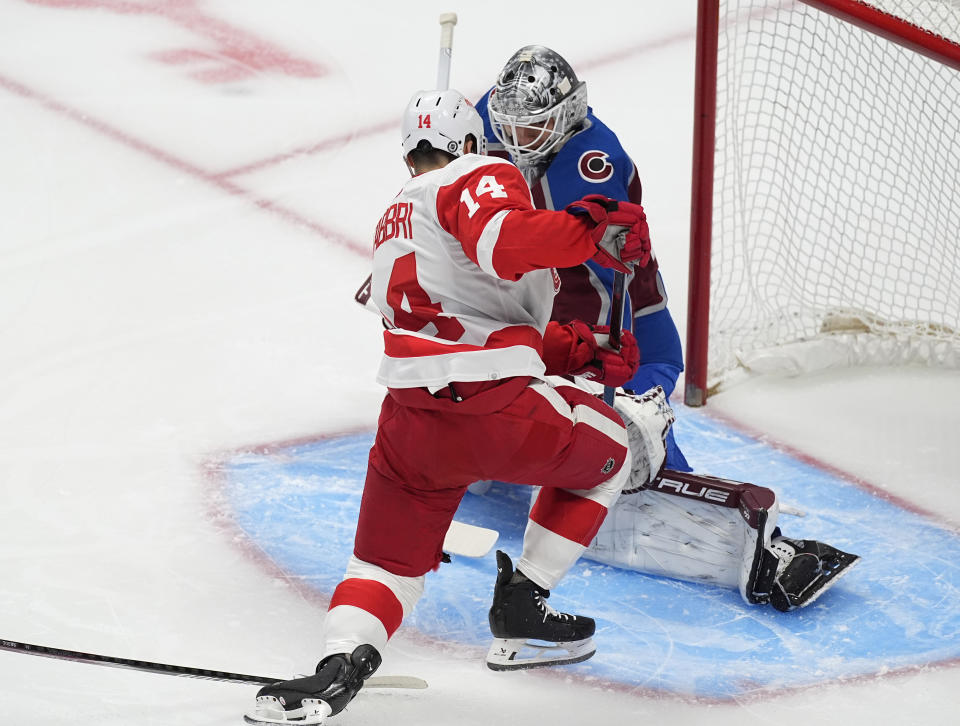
<box><xmin>685</xmin><ymin>0</ymin><xmax>960</xmax><ymax>403</ymax></box>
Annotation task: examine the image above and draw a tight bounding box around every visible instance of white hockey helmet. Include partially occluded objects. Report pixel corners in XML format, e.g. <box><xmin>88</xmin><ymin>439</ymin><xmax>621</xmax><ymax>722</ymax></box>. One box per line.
<box><xmin>488</xmin><ymin>45</ymin><xmax>588</xmax><ymax>167</ymax></box>
<box><xmin>401</xmin><ymin>89</ymin><xmax>486</xmax><ymax>159</ymax></box>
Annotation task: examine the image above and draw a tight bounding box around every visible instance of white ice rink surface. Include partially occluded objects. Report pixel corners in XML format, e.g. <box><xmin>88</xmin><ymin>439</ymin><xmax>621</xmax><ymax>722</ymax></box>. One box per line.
<box><xmin>2</xmin><ymin>2</ymin><xmax>959</xmax><ymax>724</ymax></box>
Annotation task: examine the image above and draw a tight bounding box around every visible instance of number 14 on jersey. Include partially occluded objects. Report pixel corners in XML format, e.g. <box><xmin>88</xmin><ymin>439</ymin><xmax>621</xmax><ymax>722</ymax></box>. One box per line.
<box><xmin>460</xmin><ymin>175</ymin><xmax>507</xmax><ymax>218</ymax></box>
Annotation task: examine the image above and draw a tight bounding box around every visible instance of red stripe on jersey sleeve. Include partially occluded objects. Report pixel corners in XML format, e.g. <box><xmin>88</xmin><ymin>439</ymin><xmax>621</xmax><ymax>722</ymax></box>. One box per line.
<box><xmin>494</xmin><ymin>210</ymin><xmax>597</xmax><ymax>275</ymax></box>
<box><xmin>328</xmin><ymin>577</ymin><xmax>404</xmax><ymax>637</ymax></box>
<box><xmin>435</xmin><ymin>161</ymin><xmax>597</xmax><ymax>280</ymax></box>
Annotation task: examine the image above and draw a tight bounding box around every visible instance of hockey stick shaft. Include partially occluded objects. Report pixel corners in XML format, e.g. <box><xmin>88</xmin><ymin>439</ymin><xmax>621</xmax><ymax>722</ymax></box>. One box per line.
<box><xmin>436</xmin><ymin>13</ymin><xmax>457</xmax><ymax>89</ymax></box>
<box><xmin>603</xmin><ymin>270</ymin><xmax>626</xmax><ymax>404</ymax></box>
<box><xmin>354</xmin><ymin>12</ymin><xmax>459</xmax><ymax>309</ymax></box>
<box><xmin>0</xmin><ymin>638</ymin><xmax>426</xmax><ymax>689</ymax></box>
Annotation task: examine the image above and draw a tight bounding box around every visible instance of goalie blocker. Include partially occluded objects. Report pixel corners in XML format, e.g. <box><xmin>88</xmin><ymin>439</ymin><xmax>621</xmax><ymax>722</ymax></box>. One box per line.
<box><xmin>587</xmin><ymin>414</ymin><xmax>860</xmax><ymax>611</ymax></box>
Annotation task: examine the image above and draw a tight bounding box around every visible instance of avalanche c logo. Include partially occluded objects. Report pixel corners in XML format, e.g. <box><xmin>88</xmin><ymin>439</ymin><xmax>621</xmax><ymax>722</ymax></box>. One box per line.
<box><xmin>578</xmin><ymin>150</ymin><xmax>614</xmax><ymax>183</ymax></box>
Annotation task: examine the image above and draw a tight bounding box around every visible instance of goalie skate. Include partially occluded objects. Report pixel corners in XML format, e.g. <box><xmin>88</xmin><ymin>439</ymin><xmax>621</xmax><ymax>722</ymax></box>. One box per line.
<box><xmin>486</xmin><ymin>550</ymin><xmax>596</xmax><ymax>671</ymax></box>
<box><xmin>767</xmin><ymin>537</ymin><xmax>860</xmax><ymax>612</ymax></box>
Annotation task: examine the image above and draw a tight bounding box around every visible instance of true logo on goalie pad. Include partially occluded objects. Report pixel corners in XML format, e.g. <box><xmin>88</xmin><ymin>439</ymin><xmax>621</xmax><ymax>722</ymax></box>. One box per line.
<box><xmin>653</xmin><ymin>477</ymin><xmax>732</xmax><ymax>505</ymax></box>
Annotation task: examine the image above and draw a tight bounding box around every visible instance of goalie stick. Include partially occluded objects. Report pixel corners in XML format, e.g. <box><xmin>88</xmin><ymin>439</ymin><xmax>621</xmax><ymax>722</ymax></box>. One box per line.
<box><xmin>0</xmin><ymin>638</ymin><xmax>427</xmax><ymax>690</ymax></box>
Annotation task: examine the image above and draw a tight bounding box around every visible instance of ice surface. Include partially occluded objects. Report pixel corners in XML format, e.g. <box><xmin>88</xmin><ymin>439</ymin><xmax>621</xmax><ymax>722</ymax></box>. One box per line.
<box><xmin>1</xmin><ymin>2</ymin><xmax>958</xmax><ymax>724</ymax></box>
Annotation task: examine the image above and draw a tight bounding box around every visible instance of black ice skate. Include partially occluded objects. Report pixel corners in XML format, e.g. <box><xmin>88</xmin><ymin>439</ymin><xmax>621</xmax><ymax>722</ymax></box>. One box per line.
<box><xmin>766</xmin><ymin>537</ymin><xmax>860</xmax><ymax>612</ymax></box>
<box><xmin>486</xmin><ymin>550</ymin><xmax>596</xmax><ymax>671</ymax></box>
<box><xmin>244</xmin><ymin>644</ymin><xmax>381</xmax><ymax>725</ymax></box>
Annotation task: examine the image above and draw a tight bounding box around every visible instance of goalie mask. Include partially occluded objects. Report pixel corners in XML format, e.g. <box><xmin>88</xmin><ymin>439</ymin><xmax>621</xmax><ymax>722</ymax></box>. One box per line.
<box><xmin>488</xmin><ymin>45</ymin><xmax>588</xmax><ymax>167</ymax></box>
<box><xmin>401</xmin><ymin>89</ymin><xmax>486</xmax><ymax>160</ymax></box>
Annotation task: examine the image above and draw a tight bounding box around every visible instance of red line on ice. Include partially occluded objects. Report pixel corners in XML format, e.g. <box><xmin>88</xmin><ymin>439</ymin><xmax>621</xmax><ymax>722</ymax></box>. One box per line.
<box><xmin>0</xmin><ymin>72</ymin><xmax>367</xmax><ymax>257</ymax></box>
<box><xmin>700</xmin><ymin>403</ymin><xmax>960</xmax><ymax>533</ymax></box>
<box><xmin>26</xmin><ymin>0</ymin><xmax>327</xmax><ymax>81</ymax></box>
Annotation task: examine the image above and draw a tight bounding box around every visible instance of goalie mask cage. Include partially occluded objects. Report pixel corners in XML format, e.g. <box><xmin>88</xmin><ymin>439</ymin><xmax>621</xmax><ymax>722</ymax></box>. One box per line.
<box><xmin>685</xmin><ymin>0</ymin><xmax>960</xmax><ymax>406</ymax></box>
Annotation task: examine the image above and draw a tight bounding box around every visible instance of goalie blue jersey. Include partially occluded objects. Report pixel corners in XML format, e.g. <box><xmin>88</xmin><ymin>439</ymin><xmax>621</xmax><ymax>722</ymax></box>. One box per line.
<box><xmin>476</xmin><ymin>92</ymin><xmax>690</xmax><ymax>471</ymax></box>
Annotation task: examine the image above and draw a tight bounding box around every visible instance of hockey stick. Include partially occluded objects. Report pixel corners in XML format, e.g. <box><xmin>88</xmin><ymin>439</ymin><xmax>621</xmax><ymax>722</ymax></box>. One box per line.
<box><xmin>436</xmin><ymin>12</ymin><xmax>457</xmax><ymax>89</ymax></box>
<box><xmin>780</xmin><ymin>503</ymin><xmax>808</xmax><ymax>517</ymax></box>
<box><xmin>603</xmin><ymin>270</ymin><xmax>626</xmax><ymax>405</ymax></box>
<box><xmin>444</xmin><ymin>518</ymin><xmax>498</xmax><ymax>557</ymax></box>
<box><xmin>0</xmin><ymin>638</ymin><xmax>427</xmax><ymax>689</ymax></box>
<box><xmin>353</xmin><ymin>14</ymin><xmax>498</xmax><ymax>556</ymax></box>
<box><xmin>353</xmin><ymin>12</ymin><xmax>459</xmax><ymax>312</ymax></box>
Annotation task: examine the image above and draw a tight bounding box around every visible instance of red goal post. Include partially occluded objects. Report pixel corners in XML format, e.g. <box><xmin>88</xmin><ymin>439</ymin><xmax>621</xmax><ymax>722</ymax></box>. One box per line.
<box><xmin>685</xmin><ymin>0</ymin><xmax>960</xmax><ymax>406</ymax></box>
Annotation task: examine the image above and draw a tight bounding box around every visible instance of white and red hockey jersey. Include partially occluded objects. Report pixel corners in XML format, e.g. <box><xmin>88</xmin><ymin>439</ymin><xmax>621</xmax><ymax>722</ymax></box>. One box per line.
<box><xmin>370</xmin><ymin>154</ymin><xmax>598</xmax><ymax>389</ymax></box>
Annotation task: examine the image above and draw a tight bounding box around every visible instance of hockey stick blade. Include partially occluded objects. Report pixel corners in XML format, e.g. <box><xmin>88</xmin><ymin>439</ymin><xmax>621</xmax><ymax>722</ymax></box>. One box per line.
<box><xmin>780</xmin><ymin>502</ymin><xmax>808</xmax><ymax>517</ymax></box>
<box><xmin>443</xmin><ymin>519</ymin><xmax>498</xmax><ymax>558</ymax></box>
<box><xmin>0</xmin><ymin>639</ymin><xmax>427</xmax><ymax>689</ymax></box>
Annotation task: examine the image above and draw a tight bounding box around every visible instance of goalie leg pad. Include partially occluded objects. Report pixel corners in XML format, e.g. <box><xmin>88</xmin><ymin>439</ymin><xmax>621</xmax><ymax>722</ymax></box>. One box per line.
<box><xmin>585</xmin><ymin>489</ymin><xmax>747</xmax><ymax>587</ymax></box>
<box><xmin>583</xmin><ymin>463</ymin><xmax>859</xmax><ymax>610</ymax></box>
<box><xmin>612</xmin><ymin>386</ymin><xmax>675</xmax><ymax>493</ymax></box>
<box><xmin>585</xmin><ymin>470</ymin><xmax>782</xmax><ymax>595</ymax></box>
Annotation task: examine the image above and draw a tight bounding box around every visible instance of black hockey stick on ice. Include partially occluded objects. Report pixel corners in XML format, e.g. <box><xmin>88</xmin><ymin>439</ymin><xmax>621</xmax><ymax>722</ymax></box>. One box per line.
<box><xmin>0</xmin><ymin>638</ymin><xmax>426</xmax><ymax>689</ymax></box>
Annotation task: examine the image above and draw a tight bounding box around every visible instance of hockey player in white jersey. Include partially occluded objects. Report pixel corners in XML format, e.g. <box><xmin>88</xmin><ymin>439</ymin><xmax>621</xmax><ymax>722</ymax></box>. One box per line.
<box><xmin>244</xmin><ymin>89</ymin><xmax>675</xmax><ymax>725</ymax></box>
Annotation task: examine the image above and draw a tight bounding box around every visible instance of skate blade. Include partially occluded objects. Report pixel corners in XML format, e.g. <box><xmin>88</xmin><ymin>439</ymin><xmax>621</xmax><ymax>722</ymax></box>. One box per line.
<box><xmin>485</xmin><ymin>637</ymin><xmax>596</xmax><ymax>671</ymax></box>
<box><xmin>243</xmin><ymin>710</ymin><xmax>328</xmax><ymax>725</ymax></box>
<box><xmin>803</xmin><ymin>552</ymin><xmax>861</xmax><ymax>606</ymax></box>
<box><xmin>243</xmin><ymin>696</ymin><xmax>332</xmax><ymax>725</ymax></box>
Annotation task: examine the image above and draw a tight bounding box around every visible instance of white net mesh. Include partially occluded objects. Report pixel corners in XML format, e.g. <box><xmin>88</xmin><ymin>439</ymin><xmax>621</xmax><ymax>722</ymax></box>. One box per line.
<box><xmin>707</xmin><ymin>0</ymin><xmax>960</xmax><ymax>390</ymax></box>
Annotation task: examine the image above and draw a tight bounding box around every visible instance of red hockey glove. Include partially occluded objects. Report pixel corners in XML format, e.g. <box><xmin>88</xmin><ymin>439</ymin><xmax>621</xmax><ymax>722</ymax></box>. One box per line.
<box><xmin>565</xmin><ymin>194</ymin><xmax>651</xmax><ymax>273</ymax></box>
<box><xmin>542</xmin><ymin>320</ymin><xmax>640</xmax><ymax>387</ymax></box>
